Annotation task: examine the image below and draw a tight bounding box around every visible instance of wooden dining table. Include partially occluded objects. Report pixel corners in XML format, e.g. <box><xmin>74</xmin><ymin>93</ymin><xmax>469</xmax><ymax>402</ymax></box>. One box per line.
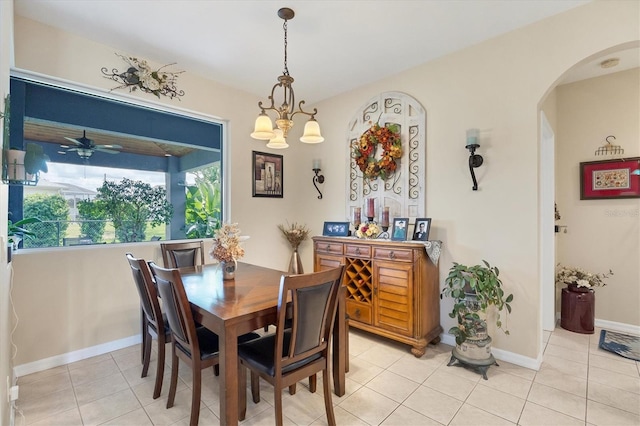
<box><xmin>179</xmin><ymin>262</ymin><xmax>347</xmax><ymax>426</ymax></box>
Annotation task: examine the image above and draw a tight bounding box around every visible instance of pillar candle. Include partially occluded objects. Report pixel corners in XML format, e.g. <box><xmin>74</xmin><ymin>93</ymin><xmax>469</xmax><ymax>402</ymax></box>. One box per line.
<box><xmin>381</xmin><ymin>207</ymin><xmax>390</xmax><ymax>227</ymax></box>
<box><xmin>367</xmin><ymin>198</ymin><xmax>375</xmax><ymax>218</ymax></box>
<box><xmin>353</xmin><ymin>207</ymin><xmax>361</xmax><ymax>226</ymax></box>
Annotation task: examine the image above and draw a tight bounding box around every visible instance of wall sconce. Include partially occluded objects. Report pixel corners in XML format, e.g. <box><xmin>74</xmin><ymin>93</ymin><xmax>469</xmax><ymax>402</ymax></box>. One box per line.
<box><xmin>312</xmin><ymin>159</ymin><xmax>324</xmax><ymax>199</ymax></box>
<box><xmin>465</xmin><ymin>129</ymin><xmax>483</xmax><ymax>191</ymax></box>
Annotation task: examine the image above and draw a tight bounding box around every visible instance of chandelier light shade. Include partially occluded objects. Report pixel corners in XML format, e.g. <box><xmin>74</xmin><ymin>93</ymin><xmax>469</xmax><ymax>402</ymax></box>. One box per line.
<box><xmin>250</xmin><ymin>7</ymin><xmax>323</xmax><ymax>147</ymax></box>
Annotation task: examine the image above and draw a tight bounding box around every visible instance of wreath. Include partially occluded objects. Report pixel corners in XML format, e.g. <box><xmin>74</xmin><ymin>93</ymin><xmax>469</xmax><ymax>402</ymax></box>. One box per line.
<box><xmin>354</xmin><ymin>122</ymin><xmax>402</xmax><ymax>181</ymax></box>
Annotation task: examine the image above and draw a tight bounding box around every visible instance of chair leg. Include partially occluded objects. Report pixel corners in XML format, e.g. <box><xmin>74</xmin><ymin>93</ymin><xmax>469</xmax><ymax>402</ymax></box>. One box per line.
<box><xmin>250</xmin><ymin>371</ymin><xmax>260</xmax><ymax>403</ymax></box>
<box><xmin>213</xmin><ymin>364</ymin><xmax>219</xmax><ymax>376</ymax></box>
<box><xmin>288</xmin><ymin>383</ymin><xmax>296</xmax><ymax>395</ymax></box>
<box><xmin>141</xmin><ymin>327</ymin><xmax>152</xmax><ymax>378</ymax></box>
<box><xmin>322</xmin><ymin>368</ymin><xmax>336</xmax><ymax>426</ymax></box>
<box><xmin>152</xmin><ymin>333</ymin><xmax>166</xmax><ymax>399</ymax></box>
<box><xmin>166</xmin><ymin>347</ymin><xmax>179</xmax><ymax>409</ymax></box>
<box><xmin>140</xmin><ymin>310</ymin><xmax>147</xmax><ymax>364</ymax></box>
<box><xmin>309</xmin><ymin>374</ymin><xmax>317</xmax><ymax>393</ymax></box>
<box><xmin>274</xmin><ymin>385</ymin><xmax>284</xmax><ymax>426</ymax></box>
<box><xmin>190</xmin><ymin>362</ymin><xmax>201</xmax><ymax>426</ymax></box>
<box><xmin>238</xmin><ymin>364</ymin><xmax>247</xmax><ymax>421</ymax></box>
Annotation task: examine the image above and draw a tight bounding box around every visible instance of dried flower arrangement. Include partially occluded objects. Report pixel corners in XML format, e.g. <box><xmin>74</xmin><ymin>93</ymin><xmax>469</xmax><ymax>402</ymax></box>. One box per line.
<box><xmin>556</xmin><ymin>264</ymin><xmax>613</xmax><ymax>289</ymax></box>
<box><xmin>356</xmin><ymin>222</ymin><xmax>380</xmax><ymax>239</ymax></box>
<box><xmin>278</xmin><ymin>222</ymin><xmax>310</xmax><ymax>250</ymax></box>
<box><xmin>209</xmin><ymin>223</ymin><xmax>245</xmax><ymax>263</ymax></box>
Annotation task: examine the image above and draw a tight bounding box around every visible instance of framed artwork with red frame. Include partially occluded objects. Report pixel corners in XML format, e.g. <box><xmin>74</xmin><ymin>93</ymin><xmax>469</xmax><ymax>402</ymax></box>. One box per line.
<box><xmin>580</xmin><ymin>157</ymin><xmax>640</xmax><ymax>200</ymax></box>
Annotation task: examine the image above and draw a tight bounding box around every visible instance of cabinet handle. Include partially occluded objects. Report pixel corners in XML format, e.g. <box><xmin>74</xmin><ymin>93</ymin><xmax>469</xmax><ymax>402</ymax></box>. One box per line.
<box><xmin>389</xmin><ymin>251</ymin><xmax>396</xmax><ymax>259</ymax></box>
<box><xmin>326</xmin><ymin>244</ymin><xmax>330</xmax><ymax>251</ymax></box>
<box><xmin>355</xmin><ymin>247</ymin><xmax>361</xmax><ymax>255</ymax></box>
<box><xmin>355</xmin><ymin>309</ymin><xmax>361</xmax><ymax>318</ymax></box>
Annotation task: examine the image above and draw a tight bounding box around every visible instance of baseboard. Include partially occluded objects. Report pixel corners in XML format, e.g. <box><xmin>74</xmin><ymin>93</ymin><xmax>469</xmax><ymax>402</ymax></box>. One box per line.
<box><xmin>13</xmin><ymin>334</ymin><xmax>141</xmax><ymax>378</ymax></box>
<box><xmin>595</xmin><ymin>319</ymin><xmax>640</xmax><ymax>336</ymax></box>
<box><xmin>440</xmin><ymin>333</ymin><xmax>542</xmax><ymax>371</ymax></box>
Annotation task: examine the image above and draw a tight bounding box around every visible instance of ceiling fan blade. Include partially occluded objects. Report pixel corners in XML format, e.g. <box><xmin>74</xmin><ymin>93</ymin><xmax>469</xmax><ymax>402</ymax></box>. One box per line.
<box><xmin>64</xmin><ymin>136</ymin><xmax>83</xmax><ymax>145</ymax></box>
<box><xmin>95</xmin><ymin>147</ymin><xmax>120</xmax><ymax>154</ymax></box>
<box><xmin>100</xmin><ymin>144</ymin><xmax>122</xmax><ymax>149</ymax></box>
<box><xmin>65</xmin><ymin>147</ymin><xmax>79</xmax><ymax>152</ymax></box>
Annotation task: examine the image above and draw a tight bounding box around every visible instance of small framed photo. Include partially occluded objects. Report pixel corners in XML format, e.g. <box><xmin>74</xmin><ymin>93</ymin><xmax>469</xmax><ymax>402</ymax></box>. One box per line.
<box><xmin>391</xmin><ymin>217</ymin><xmax>409</xmax><ymax>241</ymax></box>
<box><xmin>580</xmin><ymin>157</ymin><xmax>640</xmax><ymax>200</ymax></box>
<box><xmin>323</xmin><ymin>222</ymin><xmax>349</xmax><ymax>237</ymax></box>
<box><xmin>412</xmin><ymin>218</ymin><xmax>432</xmax><ymax>241</ymax></box>
<box><xmin>252</xmin><ymin>151</ymin><xmax>283</xmax><ymax>198</ymax></box>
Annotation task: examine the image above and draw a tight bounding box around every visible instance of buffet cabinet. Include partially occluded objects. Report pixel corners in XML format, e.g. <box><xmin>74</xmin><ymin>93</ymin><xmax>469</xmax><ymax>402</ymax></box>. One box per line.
<box><xmin>313</xmin><ymin>236</ymin><xmax>442</xmax><ymax>357</ymax></box>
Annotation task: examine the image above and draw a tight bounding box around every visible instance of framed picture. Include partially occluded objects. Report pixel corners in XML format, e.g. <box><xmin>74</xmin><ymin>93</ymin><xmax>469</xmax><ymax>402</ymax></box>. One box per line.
<box><xmin>252</xmin><ymin>151</ymin><xmax>283</xmax><ymax>198</ymax></box>
<box><xmin>412</xmin><ymin>218</ymin><xmax>432</xmax><ymax>241</ymax></box>
<box><xmin>323</xmin><ymin>222</ymin><xmax>349</xmax><ymax>237</ymax></box>
<box><xmin>580</xmin><ymin>157</ymin><xmax>640</xmax><ymax>200</ymax></box>
<box><xmin>391</xmin><ymin>217</ymin><xmax>409</xmax><ymax>241</ymax></box>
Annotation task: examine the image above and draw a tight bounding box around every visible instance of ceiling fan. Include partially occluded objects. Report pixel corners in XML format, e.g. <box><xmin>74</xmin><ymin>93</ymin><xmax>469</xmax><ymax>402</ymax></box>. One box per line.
<box><xmin>59</xmin><ymin>130</ymin><xmax>122</xmax><ymax>159</ymax></box>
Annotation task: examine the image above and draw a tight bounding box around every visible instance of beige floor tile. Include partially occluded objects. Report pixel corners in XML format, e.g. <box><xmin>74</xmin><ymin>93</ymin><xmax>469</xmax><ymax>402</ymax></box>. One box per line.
<box><xmin>387</xmin><ymin>352</ymin><xmax>439</xmax><ymax>383</ymax></box>
<box><xmin>28</xmin><ymin>407</ymin><xmax>83</xmax><ymax>426</ymax></box>
<box><xmin>348</xmin><ymin>330</ymin><xmax>378</xmax><ymax>357</ymax></box>
<box><xmin>548</xmin><ymin>333</ymin><xmax>590</xmax><ymax>353</ymax></box>
<box><xmin>544</xmin><ymin>342</ymin><xmax>589</xmax><ymax>364</ymax></box>
<box><xmin>18</xmin><ymin>365</ymin><xmax>69</xmax><ymax>386</ymax></box>
<box><xmin>422</xmin><ymin>369</ymin><xmax>477</xmax><ymax>401</ymax></box>
<box><xmin>338</xmin><ymin>386</ymin><xmax>400</xmax><ymax>425</ymax></box>
<box><xmin>589</xmin><ymin>366</ymin><xmax>640</xmax><ymax>394</ymax></box>
<box><xmin>239</xmin><ymin>405</ymin><xmax>297</xmax><ymax>426</ymax></box>
<box><xmin>450</xmin><ymin>403</ymin><xmax>516</xmax><ymax>425</ymax></box>
<box><xmin>309</xmin><ymin>405</ymin><xmax>371</xmax><ymax>426</ymax></box>
<box><xmin>480</xmin><ymin>368</ymin><xmax>532</xmax><ymax>400</ymax></box>
<box><xmin>587</xmin><ymin>380</ymin><xmax>640</xmax><ymax>415</ymax></box>
<box><xmin>68</xmin><ymin>358</ymin><xmax>121</xmax><ymax>387</ymax></box>
<box><xmin>112</xmin><ymin>346</ymin><xmax>157</xmax><ymax>372</ymax></box>
<box><xmin>73</xmin><ymin>371</ymin><xmax>129</xmax><ymax>406</ymax></box>
<box><xmin>589</xmin><ymin>353</ymin><xmax>640</xmax><ymax>376</ymax></box>
<box><xmin>143</xmin><ymin>387</ymin><xmax>198</xmax><ymax>426</ymax></box>
<box><xmin>534</xmin><ymin>368</ymin><xmax>587</xmax><ymax>397</ymax></box>
<box><xmin>402</xmin><ymin>385</ymin><xmax>462</xmax><ymax>425</ymax></box>
<box><xmin>491</xmin><ymin>360</ymin><xmax>536</xmax><ymax>381</ymax></box>
<box><xmin>170</xmin><ymin>405</ymin><xmax>219</xmax><ymax>426</ymax></box>
<box><xmin>345</xmin><ymin>356</ymin><xmax>384</xmax><ymax>385</ymax></box>
<box><xmin>78</xmin><ymin>388</ymin><xmax>141</xmax><ymax>426</ymax></box>
<box><xmin>19</xmin><ymin>387</ymin><xmax>77</xmax><ymax>425</ymax></box>
<box><xmin>17</xmin><ymin>370</ymin><xmax>72</xmax><ymax>401</ymax></box>
<box><xmin>519</xmin><ymin>401</ymin><xmax>585</xmax><ymax>426</ymax></box>
<box><xmin>540</xmin><ymin>354</ymin><xmax>588</xmax><ymax>379</ymax></box>
<box><xmin>437</xmin><ymin>361</ymin><xmax>485</xmax><ymax>383</ymax></box>
<box><xmin>357</xmin><ymin>342</ymin><xmax>406</xmax><ymax>369</ymax></box>
<box><xmin>380</xmin><ymin>405</ymin><xmax>442</xmax><ymax>426</ymax></box>
<box><xmin>101</xmin><ymin>407</ymin><xmax>153</xmax><ymax>425</ymax></box>
<box><xmin>465</xmin><ymin>384</ymin><xmax>525</xmax><ymax>423</ymax></box>
<box><xmin>280</xmin><ymin>387</ymin><xmax>333</xmax><ymax>426</ymax></box>
<box><xmin>67</xmin><ymin>353</ymin><xmax>113</xmax><ymax>371</ymax></box>
<box><xmin>108</xmin><ymin>343</ymin><xmax>139</xmax><ymax>358</ymax></box>
<box><xmin>366</xmin><ymin>370</ymin><xmax>421</xmax><ymax>403</ymax></box>
<box><xmin>131</xmin><ymin>371</ymin><xmax>187</xmax><ymax>407</ymax></box>
<box><xmin>527</xmin><ymin>382</ymin><xmax>586</xmax><ymax>421</ymax></box>
<box><xmin>587</xmin><ymin>399</ymin><xmax>640</xmax><ymax>426</ymax></box>
<box><xmin>121</xmin><ymin>359</ymin><xmax>163</xmax><ymax>388</ymax></box>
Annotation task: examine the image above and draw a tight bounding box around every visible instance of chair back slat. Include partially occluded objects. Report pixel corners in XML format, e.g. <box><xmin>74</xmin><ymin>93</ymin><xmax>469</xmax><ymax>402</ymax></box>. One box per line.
<box><xmin>275</xmin><ymin>266</ymin><xmax>344</xmax><ymax>370</ymax></box>
<box><xmin>126</xmin><ymin>253</ymin><xmax>161</xmax><ymax>325</ymax></box>
<box><xmin>149</xmin><ymin>262</ymin><xmax>200</xmax><ymax>356</ymax></box>
<box><xmin>160</xmin><ymin>241</ymin><xmax>205</xmax><ymax>268</ymax></box>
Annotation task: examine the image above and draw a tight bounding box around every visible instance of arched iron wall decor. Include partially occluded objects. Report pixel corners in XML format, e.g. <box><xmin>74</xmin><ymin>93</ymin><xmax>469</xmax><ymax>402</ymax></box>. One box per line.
<box><xmin>347</xmin><ymin>92</ymin><xmax>426</xmax><ymax>224</ymax></box>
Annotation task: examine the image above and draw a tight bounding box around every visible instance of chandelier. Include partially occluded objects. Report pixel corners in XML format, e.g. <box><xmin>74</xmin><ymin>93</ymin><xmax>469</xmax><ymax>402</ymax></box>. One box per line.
<box><xmin>250</xmin><ymin>7</ymin><xmax>324</xmax><ymax>149</ymax></box>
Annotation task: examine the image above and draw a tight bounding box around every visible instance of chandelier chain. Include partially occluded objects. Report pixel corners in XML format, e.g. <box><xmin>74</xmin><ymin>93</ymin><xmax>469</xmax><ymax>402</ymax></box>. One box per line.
<box><xmin>283</xmin><ymin>20</ymin><xmax>289</xmax><ymax>76</ymax></box>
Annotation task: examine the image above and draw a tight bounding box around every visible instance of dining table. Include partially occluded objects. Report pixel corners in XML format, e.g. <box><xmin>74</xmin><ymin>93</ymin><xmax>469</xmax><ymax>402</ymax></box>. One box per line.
<box><xmin>179</xmin><ymin>262</ymin><xmax>347</xmax><ymax>426</ymax></box>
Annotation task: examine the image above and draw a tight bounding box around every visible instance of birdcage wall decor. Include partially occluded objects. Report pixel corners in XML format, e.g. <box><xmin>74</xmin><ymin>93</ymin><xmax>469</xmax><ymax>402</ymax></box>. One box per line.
<box><xmin>595</xmin><ymin>135</ymin><xmax>624</xmax><ymax>156</ymax></box>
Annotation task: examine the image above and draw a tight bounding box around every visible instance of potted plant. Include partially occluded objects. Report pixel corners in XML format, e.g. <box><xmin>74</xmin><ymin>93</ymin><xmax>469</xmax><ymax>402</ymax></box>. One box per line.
<box><xmin>440</xmin><ymin>260</ymin><xmax>513</xmax><ymax>378</ymax></box>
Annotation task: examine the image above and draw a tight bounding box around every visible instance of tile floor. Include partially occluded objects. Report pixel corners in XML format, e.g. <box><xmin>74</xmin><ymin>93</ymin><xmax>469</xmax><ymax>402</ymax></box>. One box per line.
<box><xmin>13</xmin><ymin>325</ymin><xmax>640</xmax><ymax>425</ymax></box>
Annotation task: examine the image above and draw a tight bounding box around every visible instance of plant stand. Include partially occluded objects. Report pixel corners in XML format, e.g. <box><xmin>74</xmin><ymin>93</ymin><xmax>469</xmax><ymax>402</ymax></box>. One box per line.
<box><xmin>447</xmin><ymin>335</ymin><xmax>498</xmax><ymax>380</ymax></box>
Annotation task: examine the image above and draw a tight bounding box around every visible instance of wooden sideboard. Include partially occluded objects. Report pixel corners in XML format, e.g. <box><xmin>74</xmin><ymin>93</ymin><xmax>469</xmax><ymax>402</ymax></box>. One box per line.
<box><xmin>313</xmin><ymin>236</ymin><xmax>442</xmax><ymax>357</ymax></box>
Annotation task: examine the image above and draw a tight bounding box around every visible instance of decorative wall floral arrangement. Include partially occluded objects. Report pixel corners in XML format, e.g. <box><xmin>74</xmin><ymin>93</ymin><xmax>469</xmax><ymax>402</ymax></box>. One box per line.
<box><xmin>101</xmin><ymin>53</ymin><xmax>185</xmax><ymax>100</ymax></box>
<box><xmin>354</xmin><ymin>122</ymin><xmax>402</xmax><ymax>181</ymax></box>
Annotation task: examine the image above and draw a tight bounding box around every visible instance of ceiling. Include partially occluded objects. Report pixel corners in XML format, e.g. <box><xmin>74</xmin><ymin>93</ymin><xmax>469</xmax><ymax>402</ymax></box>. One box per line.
<box><xmin>13</xmin><ymin>0</ymin><xmax>638</xmax><ymax>158</ymax></box>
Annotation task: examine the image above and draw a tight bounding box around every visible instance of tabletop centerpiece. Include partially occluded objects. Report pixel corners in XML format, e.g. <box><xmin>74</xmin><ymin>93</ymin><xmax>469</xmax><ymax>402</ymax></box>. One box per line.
<box><xmin>356</xmin><ymin>222</ymin><xmax>381</xmax><ymax>239</ymax></box>
<box><xmin>209</xmin><ymin>223</ymin><xmax>245</xmax><ymax>280</ymax></box>
<box><xmin>278</xmin><ymin>222</ymin><xmax>310</xmax><ymax>274</ymax></box>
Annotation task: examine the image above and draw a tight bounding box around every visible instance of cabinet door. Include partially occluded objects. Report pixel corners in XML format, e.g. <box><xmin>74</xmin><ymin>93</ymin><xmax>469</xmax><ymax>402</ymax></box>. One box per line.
<box><xmin>373</xmin><ymin>260</ymin><xmax>413</xmax><ymax>336</ymax></box>
<box><xmin>314</xmin><ymin>254</ymin><xmax>343</xmax><ymax>272</ymax></box>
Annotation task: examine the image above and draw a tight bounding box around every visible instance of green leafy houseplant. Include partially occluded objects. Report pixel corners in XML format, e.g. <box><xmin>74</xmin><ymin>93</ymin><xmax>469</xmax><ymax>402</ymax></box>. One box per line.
<box><xmin>440</xmin><ymin>260</ymin><xmax>513</xmax><ymax>345</ymax></box>
<box><xmin>8</xmin><ymin>216</ymin><xmax>42</xmax><ymax>248</ymax></box>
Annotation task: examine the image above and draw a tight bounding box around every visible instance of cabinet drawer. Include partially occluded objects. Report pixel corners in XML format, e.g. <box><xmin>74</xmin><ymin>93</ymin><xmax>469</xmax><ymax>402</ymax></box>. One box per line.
<box><xmin>345</xmin><ymin>244</ymin><xmax>371</xmax><ymax>258</ymax></box>
<box><xmin>346</xmin><ymin>300</ymin><xmax>372</xmax><ymax>325</ymax></box>
<box><xmin>373</xmin><ymin>247</ymin><xmax>413</xmax><ymax>262</ymax></box>
<box><xmin>315</xmin><ymin>241</ymin><xmax>343</xmax><ymax>255</ymax></box>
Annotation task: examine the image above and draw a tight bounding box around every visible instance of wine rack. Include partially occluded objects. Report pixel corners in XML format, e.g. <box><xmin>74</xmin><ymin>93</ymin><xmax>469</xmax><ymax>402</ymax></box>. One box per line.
<box><xmin>344</xmin><ymin>257</ymin><xmax>373</xmax><ymax>303</ymax></box>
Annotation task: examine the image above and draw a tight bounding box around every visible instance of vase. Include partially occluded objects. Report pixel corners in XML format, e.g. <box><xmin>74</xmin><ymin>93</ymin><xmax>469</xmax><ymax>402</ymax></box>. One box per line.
<box><xmin>567</xmin><ymin>283</ymin><xmax>591</xmax><ymax>293</ymax></box>
<box><xmin>221</xmin><ymin>260</ymin><xmax>236</xmax><ymax>280</ymax></box>
<box><xmin>561</xmin><ymin>284</ymin><xmax>595</xmax><ymax>334</ymax></box>
<box><xmin>288</xmin><ymin>247</ymin><xmax>303</xmax><ymax>274</ymax></box>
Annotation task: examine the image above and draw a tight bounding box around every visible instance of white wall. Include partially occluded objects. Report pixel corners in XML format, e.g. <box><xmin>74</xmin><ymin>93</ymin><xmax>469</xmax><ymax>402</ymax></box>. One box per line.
<box><xmin>5</xmin><ymin>0</ymin><xmax>640</xmax><ymax>373</ymax></box>
<box><xmin>555</xmin><ymin>68</ymin><xmax>640</xmax><ymax>326</ymax></box>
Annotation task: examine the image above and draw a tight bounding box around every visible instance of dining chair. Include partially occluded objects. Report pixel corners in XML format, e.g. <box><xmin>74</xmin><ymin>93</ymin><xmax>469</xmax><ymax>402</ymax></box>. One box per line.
<box><xmin>237</xmin><ymin>266</ymin><xmax>345</xmax><ymax>426</ymax></box>
<box><xmin>125</xmin><ymin>253</ymin><xmax>171</xmax><ymax>400</ymax></box>
<box><xmin>149</xmin><ymin>262</ymin><xmax>260</xmax><ymax>426</ymax></box>
<box><xmin>160</xmin><ymin>240</ymin><xmax>205</xmax><ymax>268</ymax></box>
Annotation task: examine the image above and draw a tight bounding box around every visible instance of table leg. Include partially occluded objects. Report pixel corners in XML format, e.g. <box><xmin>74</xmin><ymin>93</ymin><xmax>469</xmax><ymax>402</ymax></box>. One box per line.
<box><xmin>332</xmin><ymin>286</ymin><xmax>346</xmax><ymax>396</ymax></box>
<box><xmin>219</xmin><ymin>326</ymin><xmax>239</xmax><ymax>426</ymax></box>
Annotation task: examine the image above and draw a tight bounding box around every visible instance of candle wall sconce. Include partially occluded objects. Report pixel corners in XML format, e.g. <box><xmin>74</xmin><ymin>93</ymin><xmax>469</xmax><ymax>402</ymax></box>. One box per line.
<box><xmin>312</xmin><ymin>159</ymin><xmax>324</xmax><ymax>199</ymax></box>
<box><xmin>465</xmin><ymin>129</ymin><xmax>483</xmax><ymax>191</ymax></box>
